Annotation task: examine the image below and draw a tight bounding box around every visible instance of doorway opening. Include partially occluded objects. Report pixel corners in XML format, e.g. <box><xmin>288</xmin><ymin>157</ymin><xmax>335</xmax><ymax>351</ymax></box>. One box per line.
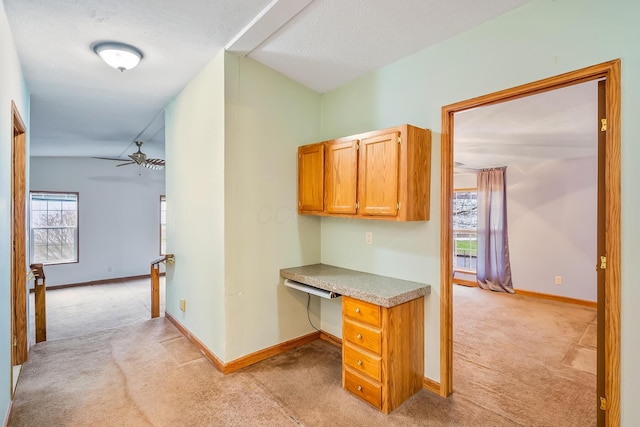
<box><xmin>440</xmin><ymin>60</ymin><xmax>620</xmax><ymax>426</ymax></box>
<box><xmin>11</xmin><ymin>100</ymin><xmax>28</xmax><ymax>397</ymax></box>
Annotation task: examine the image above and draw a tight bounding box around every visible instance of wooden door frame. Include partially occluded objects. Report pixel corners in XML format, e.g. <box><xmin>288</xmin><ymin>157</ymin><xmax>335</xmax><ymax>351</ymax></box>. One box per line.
<box><xmin>439</xmin><ymin>59</ymin><xmax>621</xmax><ymax>425</ymax></box>
<box><xmin>10</xmin><ymin>100</ymin><xmax>28</xmax><ymax>397</ymax></box>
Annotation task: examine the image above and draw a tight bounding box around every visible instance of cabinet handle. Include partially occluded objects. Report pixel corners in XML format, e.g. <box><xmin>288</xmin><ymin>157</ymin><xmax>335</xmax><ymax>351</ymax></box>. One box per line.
<box><xmin>357</xmin><ymin>385</ymin><xmax>363</xmax><ymax>392</ymax></box>
<box><xmin>355</xmin><ymin>307</ymin><xmax>360</xmax><ymax>313</ymax></box>
<box><xmin>357</xmin><ymin>360</ymin><xmax>363</xmax><ymax>366</ymax></box>
<box><xmin>356</xmin><ymin>333</ymin><xmax>362</xmax><ymax>340</ymax></box>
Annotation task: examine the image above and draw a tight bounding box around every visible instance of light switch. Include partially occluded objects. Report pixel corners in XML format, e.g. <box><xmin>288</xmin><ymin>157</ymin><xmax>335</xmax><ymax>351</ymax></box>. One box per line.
<box><xmin>180</xmin><ymin>299</ymin><xmax>186</xmax><ymax>311</ymax></box>
<box><xmin>365</xmin><ymin>231</ymin><xmax>373</xmax><ymax>244</ymax></box>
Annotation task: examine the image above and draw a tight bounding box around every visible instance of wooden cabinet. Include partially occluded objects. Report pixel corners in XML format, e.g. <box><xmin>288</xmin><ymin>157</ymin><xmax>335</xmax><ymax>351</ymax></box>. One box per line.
<box><xmin>325</xmin><ymin>139</ymin><xmax>358</xmax><ymax>214</ymax></box>
<box><xmin>297</xmin><ymin>124</ymin><xmax>431</xmax><ymax>221</ymax></box>
<box><xmin>297</xmin><ymin>143</ymin><xmax>324</xmax><ymax>213</ymax></box>
<box><xmin>341</xmin><ymin>296</ymin><xmax>424</xmax><ymax>414</ymax></box>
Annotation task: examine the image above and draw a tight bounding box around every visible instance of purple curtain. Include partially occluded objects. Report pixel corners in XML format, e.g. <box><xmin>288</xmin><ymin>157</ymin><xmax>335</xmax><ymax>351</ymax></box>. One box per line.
<box><xmin>476</xmin><ymin>167</ymin><xmax>514</xmax><ymax>293</ymax></box>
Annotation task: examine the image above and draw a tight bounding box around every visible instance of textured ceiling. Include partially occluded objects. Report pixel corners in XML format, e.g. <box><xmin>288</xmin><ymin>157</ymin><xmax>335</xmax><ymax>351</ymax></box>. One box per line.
<box><xmin>4</xmin><ymin>0</ymin><xmax>533</xmax><ymax>160</ymax></box>
<box><xmin>454</xmin><ymin>80</ymin><xmax>598</xmax><ymax>170</ymax></box>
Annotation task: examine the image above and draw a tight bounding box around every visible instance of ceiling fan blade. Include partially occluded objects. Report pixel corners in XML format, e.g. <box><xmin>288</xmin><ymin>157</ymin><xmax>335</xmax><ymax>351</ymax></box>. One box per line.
<box><xmin>93</xmin><ymin>157</ymin><xmax>128</xmax><ymax>161</ymax></box>
<box><xmin>144</xmin><ymin>158</ymin><xmax>165</xmax><ymax>170</ymax></box>
<box><xmin>116</xmin><ymin>161</ymin><xmax>136</xmax><ymax>167</ymax></box>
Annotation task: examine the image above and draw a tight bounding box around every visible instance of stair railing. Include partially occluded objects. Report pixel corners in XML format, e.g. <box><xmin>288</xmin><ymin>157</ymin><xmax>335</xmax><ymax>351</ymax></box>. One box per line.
<box><xmin>150</xmin><ymin>254</ymin><xmax>174</xmax><ymax>318</ymax></box>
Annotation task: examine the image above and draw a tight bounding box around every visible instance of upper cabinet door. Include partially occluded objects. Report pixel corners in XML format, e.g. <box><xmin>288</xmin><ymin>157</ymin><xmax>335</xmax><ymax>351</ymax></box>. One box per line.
<box><xmin>358</xmin><ymin>131</ymin><xmax>399</xmax><ymax>216</ymax></box>
<box><xmin>325</xmin><ymin>139</ymin><xmax>358</xmax><ymax>214</ymax></box>
<box><xmin>298</xmin><ymin>143</ymin><xmax>324</xmax><ymax>213</ymax></box>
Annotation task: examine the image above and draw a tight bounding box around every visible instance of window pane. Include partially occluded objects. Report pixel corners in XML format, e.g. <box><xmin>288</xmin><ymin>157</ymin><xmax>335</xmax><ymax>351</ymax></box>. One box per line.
<box><xmin>33</xmin><ymin>229</ymin><xmax>47</xmax><ymax>244</ymax></box>
<box><xmin>47</xmin><ymin>200</ymin><xmax>62</xmax><ymax>211</ymax></box>
<box><xmin>48</xmin><ymin>245</ymin><xmax>62</xmax><ymax>262</ymax></box>
<box><xmin>61</xmin><ymin>244</ymin><xmax>75</xmax><ymax>261</ymax></box>
<box><xmin>31</xmin><ymin>200</ymin><xmax>47</xmax><ymax>210</ymax></box>
<box><xmin>47</xmin><ymin>211</ymin><xmax>62</xmax><ymax>226</ymax></box>
<box><xmin>62</xmin><ymin>210</ymin><xmax>77</xmax><ymax>226</ymax></box>
<box><xmin>31</xmin><ymin>192</ymin><xmax>79</xmax><ymax>265</ymax></box>
<box><xmin>32</xmin><ymin>212</ymin><xmax>48</xmax><ymax>227</ymax></box>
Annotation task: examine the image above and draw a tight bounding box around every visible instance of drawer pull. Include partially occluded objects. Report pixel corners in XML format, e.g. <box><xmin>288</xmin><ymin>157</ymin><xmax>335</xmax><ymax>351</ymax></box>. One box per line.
<box><xmin>357</xmin><ymin>360</ymin><xmax>363</xmax><ymax>366</ymax></box>
<box><xmin>356</xmin><ymin>333</ymin><xmax>362</xmax><ymax>340</ymax></box>
<box><xmin>355</xmin><ymin>307</ymin><xmax>360</xmax><ymax>313</ymax></box>
<box><xmin>357</xmin><ymin>385</ymin><xmax>363</xmax><ymax>392</ymax></box>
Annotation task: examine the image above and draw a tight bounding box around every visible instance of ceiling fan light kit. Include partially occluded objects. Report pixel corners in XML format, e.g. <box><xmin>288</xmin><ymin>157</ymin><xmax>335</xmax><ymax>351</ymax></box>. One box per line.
<box><xmin>92</xmin><ymin>41</ymin><xmax>143</xmax><ymax>72</ymax></box>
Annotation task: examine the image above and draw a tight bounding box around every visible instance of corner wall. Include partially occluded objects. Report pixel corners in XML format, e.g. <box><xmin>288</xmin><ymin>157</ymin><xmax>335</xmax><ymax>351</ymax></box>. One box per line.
<box><xmin>0</xmin><ymin>1</ymin><xmax>30</xmax><ymax>422</ymax></box>
<box><xmin>29</xmin><ymin>157</ymin><xmax>165</xmax><ymax>286</ymax></box>
<box><xmin>223</xmin><ymin>53</ymin><xmax>322</xmax><ymax>361</ymax></box>
<box><xmin>164</xmin><ymin>50</ymin><xmax>228</xmax><ymax>359</ymax></box>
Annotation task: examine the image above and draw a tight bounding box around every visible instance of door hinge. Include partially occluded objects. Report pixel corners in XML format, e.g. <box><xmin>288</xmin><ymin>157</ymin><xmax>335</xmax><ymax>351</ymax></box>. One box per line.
<box><xmin>356</xmin><ymin>142</ymin><xmax>360</xmax><ymax>150</ymax></box>
<box><xmin>397</xmin><ymin>202</ymin><xmax>401</xmax><ymax>210</ymax></box>
<box><xmin>601</xmin><ymin>118</ymin><xmax>607</xmax><ymax>132</ymax></box>
<box><xmin>600</xmin><ymin>256</ymin><xmax>607</xmax><ymax>270</ymax></box>
<box><xmin>356</xmin><ymin>201</ymin><xmax>359</xmax><ymax>210</ymax></box>
<box><xmin>397</xmin><ymin>136</ymin><xmax>401</xmax><ymax>144</ymax></box>
<box><xmin>600</xmin><ymin>396</ymin><xmax>607</xmax><ymax>410</ymax></box>
<box><xmin>13</xmin><ymin>336</ymin><xmax>17</xmax><ymax>347</ymax></box>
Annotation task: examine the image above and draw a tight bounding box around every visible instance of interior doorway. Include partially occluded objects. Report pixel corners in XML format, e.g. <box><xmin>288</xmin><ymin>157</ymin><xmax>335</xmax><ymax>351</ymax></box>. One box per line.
<box><xmin>11</xmin><ymin>100</ymin><xmax>28</xmax><ymax>397</ymax></box>
<box><xmin>440</xmin><ymin>60</ymin><xmax>620</xmax><ymax>426</ymax></box>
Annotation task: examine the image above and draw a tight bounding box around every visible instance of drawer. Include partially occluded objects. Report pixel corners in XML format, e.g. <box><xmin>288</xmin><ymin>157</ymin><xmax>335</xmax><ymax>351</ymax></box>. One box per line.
<box><xmin>344</xmin><ymin>341</ymin><xmax>382</xmax><ymax>382</ymax></box>
<box><xmin>343</xmin><ymin>318</ymin><xmax>381</xmax><ymax>354</ymax></box>
<box><xmin>343</xmin><ymin>297</ymin><xmax>380</xmax><ymax>327</ymax></box>
<box><xmin>344</xmin><ymin>368</ymin><xmax>382</xmax><ymax>409</ymax></box>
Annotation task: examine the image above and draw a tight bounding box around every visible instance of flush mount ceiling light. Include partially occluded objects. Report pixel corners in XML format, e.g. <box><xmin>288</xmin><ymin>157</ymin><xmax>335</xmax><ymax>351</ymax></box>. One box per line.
<box><xmin>92</xmin><ymin>42</ymin><xmax>143</xmax><ymax>72</ymax></box>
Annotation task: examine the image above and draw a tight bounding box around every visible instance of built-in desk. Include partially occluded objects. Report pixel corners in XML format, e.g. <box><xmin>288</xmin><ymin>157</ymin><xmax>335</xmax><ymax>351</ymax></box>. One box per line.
<box><xmin>279</xmin><ymin>264</ymin><xmax>430</xmax><ymax>414</ymax></box>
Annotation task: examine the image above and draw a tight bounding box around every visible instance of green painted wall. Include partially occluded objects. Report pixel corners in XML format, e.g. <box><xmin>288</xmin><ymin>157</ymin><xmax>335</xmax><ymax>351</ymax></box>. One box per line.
<box><xmin>223</xmin><ymin>53</ymin><xmax>322</xmax><ymax>360</ymax></box>
<box><xmin>165</xmin><ymin>50</ymin><xmax>227</xmax><ymax>359</ymax></box>
<box><xmin>319</xmin><ymin>0</ymin><xmax>639</xmax><ymax>422</ymax></box>
<box><xmin>165</xmin><ymin>51</ymin><xmax>322</xmax><ymax>363</ymax></box>
<box><xmin>0</xmin><ymin>1</ymin><xmax>30</xmax><ymax>422</ymax></box>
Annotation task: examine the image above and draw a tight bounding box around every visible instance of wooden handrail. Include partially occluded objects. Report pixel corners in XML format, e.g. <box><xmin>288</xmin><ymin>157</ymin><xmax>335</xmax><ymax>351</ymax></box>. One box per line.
<box><xmin>29</xmin><ymin>263</ymin><xmax>47</xmax><ymax>343</ymax></box>
<box><xmin>151</xmin><ymin>254</ymin><xmax>174</xmax><ymax>318</ymax></box>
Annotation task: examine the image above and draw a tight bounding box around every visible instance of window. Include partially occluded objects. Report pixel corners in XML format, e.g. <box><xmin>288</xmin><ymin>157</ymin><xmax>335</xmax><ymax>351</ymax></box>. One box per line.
<box><xmin>160</xmin><ymin>195</ymin><xmax>166</xmax><ymax>255</ymax></box>
<box><xmin>452</xmin><ymin>189</ymin><xmax>477</xmax><ymax>272</ymax></box>
<box><xmin>30</xmin><ymin>192</ymin><xmax>79</xmax><ymax>265</ymax></box>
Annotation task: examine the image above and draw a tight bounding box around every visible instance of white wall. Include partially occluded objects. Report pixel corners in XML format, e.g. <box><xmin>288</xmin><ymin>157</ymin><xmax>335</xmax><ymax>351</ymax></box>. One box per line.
<box><xmin>0</xmin><ymin>1</ymin><xmax>30</xmax><ymax>423</ymax></box>
<box><xmin>454</xmin><ymin>173</ymin><xmax>477</xmax><ymax>190</ymax></box>
<box><xmin>29</xmin><ymin>157</ymin><xmax>165</xmax><ymax>286</ymax></box>
<box><xmin>508</xmin><ymin>157</ymin><xmax>597</xmax><ymax>301</ymax></box>
<box><xmin>319</xmin><ymin>1</ymin><xmax>640</xmax><ymax>422</ymax></box>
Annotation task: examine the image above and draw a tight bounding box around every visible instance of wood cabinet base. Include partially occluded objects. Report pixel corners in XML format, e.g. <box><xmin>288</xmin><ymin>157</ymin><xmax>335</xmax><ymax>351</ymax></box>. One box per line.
<box><xmin>341</xmin><ymin>296</ymin><xmax>424</xmax><ymax>413</ymax></box>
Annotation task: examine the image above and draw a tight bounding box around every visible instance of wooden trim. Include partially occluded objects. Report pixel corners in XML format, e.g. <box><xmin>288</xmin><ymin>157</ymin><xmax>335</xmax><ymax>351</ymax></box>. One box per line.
<box><xmin>224</xmin><ymin>331</ymin><xmax>320</xmax><ymax>374</ymax></box>
<box><xmin>515</xmin><ymin>289</ymin><xmax>597</xmax><ymax>308</ymax></box>
<box><xmin>164</xmin><ymin>311</ymin><xmax>226</xmax><ymax>372</ymax></box>
<box><xmin>453</xmin><ymin>187</ymin><xmax>477</xmax><ymax>193</ymax></box>
<box><xmin>28</xmin><ymin>273</ymin><xmax>160</xmax><ymax>292</ymax></box>
<box><xmin>11</xmin><ymin>100</ymin><xmax>28</xmax><ymax>375</ymax></box>
<box><xmin>453</xmin><ymin>278</ymin><xmax>477</xmax><ymax>287</ymax></box>
<box><xmin>166</xmin><ymin>311</ymin><xmax>321</xmax><ymax>375</ymax></box>
<box><xmin>320</xmin><ymin>330</ymin><xmax>342</xmax><ymax>348</ymax></box>
<box><xmin>423</xmin><ymin>377</ymin><xmax>441</xmax><ymax>395</ymax></box>
<box><xmin>440</xmin><ymin>59</ymin><xmax>621</xmax><ymax>425</ymax></box>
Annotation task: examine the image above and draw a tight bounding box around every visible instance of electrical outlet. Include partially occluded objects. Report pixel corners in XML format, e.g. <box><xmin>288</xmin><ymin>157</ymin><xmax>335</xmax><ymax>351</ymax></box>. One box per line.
<box><xmin>179</xmin><ymin>299</ymin><xmax>186</xmax><ymax>311</ymax></box>
<box><xmin>555</xmin><ymin>276</ymin><xmax>562</xmax><ymax>285</ymax></box>
<box><xmin>365</xmin><ymin>231</ymin><xmax>373</xmax><ymax>244</ymax></box>
<box><xmin>107</xmin><ymin>266</ymin><xmax>112</xmax><ymax>272</ymax></box>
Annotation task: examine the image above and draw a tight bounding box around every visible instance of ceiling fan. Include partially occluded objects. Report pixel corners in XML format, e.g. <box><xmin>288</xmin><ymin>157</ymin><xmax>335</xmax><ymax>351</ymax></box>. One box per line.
<box><xmin>97</xmin><ymin>141</ymin><xmax>165</xmax><ymax>171</ymax></box>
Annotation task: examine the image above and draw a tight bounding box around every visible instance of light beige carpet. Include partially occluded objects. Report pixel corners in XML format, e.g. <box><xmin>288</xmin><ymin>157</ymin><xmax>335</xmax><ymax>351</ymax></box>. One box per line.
<box><xmin>10</xmin><ymin>283</ymin><xmax>596</xmax><ymax>426</ymax></box>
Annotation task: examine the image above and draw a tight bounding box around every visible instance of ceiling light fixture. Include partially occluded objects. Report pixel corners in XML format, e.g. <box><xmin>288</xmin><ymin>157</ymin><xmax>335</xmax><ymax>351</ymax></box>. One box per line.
<box><xmin>92</xmin><ymin>42</ymin><xmax>143</xmax><ymax>72</ymax></box>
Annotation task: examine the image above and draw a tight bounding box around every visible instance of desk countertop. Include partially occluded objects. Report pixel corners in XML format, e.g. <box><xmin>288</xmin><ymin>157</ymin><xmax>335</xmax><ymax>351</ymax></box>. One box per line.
<box><xmin>279</xmin><ymin>263</ymin><xmax>430</xmax><ymax>308</ymax></box>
